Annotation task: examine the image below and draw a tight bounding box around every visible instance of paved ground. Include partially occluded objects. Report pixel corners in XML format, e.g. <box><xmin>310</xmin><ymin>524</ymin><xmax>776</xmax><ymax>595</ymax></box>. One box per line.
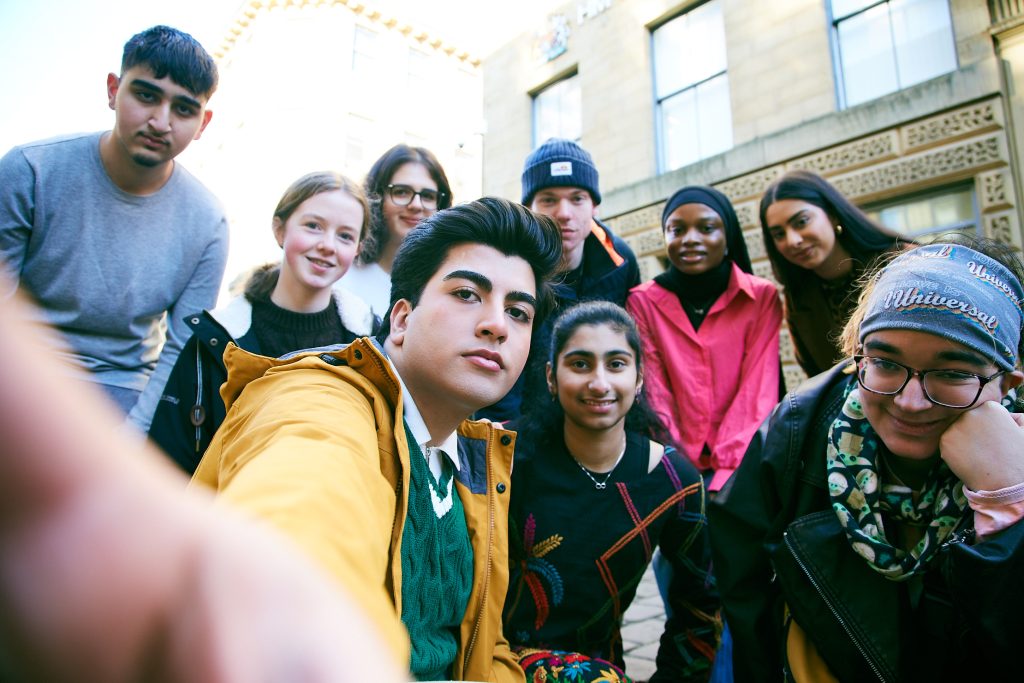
<box><xmin>620</xmin><ymin>563</ymin><xmax>665</xmax><ymax>682</ymax></box>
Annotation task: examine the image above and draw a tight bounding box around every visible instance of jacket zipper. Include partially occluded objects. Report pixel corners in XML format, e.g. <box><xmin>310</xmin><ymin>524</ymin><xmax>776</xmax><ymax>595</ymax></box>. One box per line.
<box><xmin>463</xmin><ymin>431</ymin><xmax>495</xmax><ymax>673</ymax></box>
<box><xmin>194</xmin><ymin>343</ymin><xmax>203</xmax><ymax>452</ymax></box>
<box><xmin>783</xmin><ymin>532</ymin><xmax>888</xmax><ymax>683</ymax></box>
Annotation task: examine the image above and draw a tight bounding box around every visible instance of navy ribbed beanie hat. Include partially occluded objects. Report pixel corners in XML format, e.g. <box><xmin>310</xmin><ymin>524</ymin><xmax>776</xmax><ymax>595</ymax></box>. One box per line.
<box><xmin>521</xmin><ymin>138</ymin><xmax>601</xmax><ymax>206</ymax></box>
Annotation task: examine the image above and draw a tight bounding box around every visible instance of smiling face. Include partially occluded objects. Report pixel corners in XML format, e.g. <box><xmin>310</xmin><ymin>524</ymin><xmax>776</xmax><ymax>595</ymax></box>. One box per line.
<box><xmin>858</xmin><ymin>329</ymin><xmax>1021</xmax><ymax>463</ymax></box>
<box><xmin>382</xmin><ymin>162</ymin><xmax>439</xmax><ymax>246</ymax></box>
<box><xmin>106</xmin><ymin>65</ymin><xmax>212</xmax><ymax>170</ymax></box>
<box><xmin>529</xmin><ymin>187</ymin><xmax>597</xmax><ymax>271</ymax></box>
<box><xmin>387</xmin><ymin>243</ymin><xmax>537</xmax><ymax>421</ymax></box>
<box><xmin>664</xmin><ymin>203</ymin><xmax>728</xmax><ymax>276</ymax></box>
<box><xmin>764</xmin><ymin>199</ymin><xmax>850</xmax><ymax>278</ymax></box>
<box><xmin>548</xmin><ymin>323</ymin><xmax>641</xmax><ymax>434</ymax></box>
<box><xmin>272</xmin><ymin>190</ymin><xmax>363</xmax><ymax>312</ymax></box>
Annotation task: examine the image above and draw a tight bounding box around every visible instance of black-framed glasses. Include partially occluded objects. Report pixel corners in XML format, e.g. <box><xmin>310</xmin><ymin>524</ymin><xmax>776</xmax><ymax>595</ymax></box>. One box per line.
<box><xmin>853</xmin><ymin>355</ymin><xmax>1005</xmax><ymax>409</ymax></box>
<box><xmin>385</xmin><ymin>184</ymin><xmax>444</xmax><ymax>209</ymax></box>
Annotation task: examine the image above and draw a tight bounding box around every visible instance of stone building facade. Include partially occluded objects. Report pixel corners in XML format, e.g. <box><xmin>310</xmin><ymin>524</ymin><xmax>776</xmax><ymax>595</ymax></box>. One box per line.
<box><xmin>191</xmin><ymin>0</ymin><xmax>483</xmax><ymax>291</ymax></box>
<box><xmin>482</xmin><ymin>0</ymin><xmax>1024</xmax><ymax>386</ymax></box>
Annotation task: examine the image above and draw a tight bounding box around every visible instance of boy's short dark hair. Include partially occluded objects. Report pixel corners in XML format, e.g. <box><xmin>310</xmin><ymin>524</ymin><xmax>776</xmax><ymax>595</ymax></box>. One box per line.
<box><xmin>377</xmin><ymin>197</ymin><xmax>562</xmax><ymax>341</ymax></box>
<box><xmin>121</xmin><ymin>25</ymin><xmax>219</xmax><ymax>99</ymax></box>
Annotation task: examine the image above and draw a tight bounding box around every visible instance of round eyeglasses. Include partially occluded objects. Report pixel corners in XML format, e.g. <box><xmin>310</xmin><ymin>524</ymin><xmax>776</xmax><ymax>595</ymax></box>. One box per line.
<box><xmin>385</xmin><ymin>184</ymin><xmax>444</xmax><ymax>209</ymax></box>
<box><xmin>853</xmin><ymin>355</ymin><xmax>1004</xmax><ymax>409</ymax></box>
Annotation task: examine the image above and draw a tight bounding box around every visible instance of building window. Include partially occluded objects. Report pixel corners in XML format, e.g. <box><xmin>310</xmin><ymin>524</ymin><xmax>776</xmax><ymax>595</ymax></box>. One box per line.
<box><xmin>865</xmin><ymin>184</ymin><xmax>978</xmax><ymax>239</ymax></box>
<box><xmin>652</xmin><ymin>0</ymin><xmax>732</xmax><ymax>173</ymax></box>
<box><xmin>352</xmin><ymin>26</ymin><xmax>376</xmax><ymax>76</ymax></box>
<box><xmin>532</xmin><ymin>73</ymin><xmax>581</xmax><ymax>147</ymax></box>
<box><xmin>831</xmin><ymin>0</ymin><xmax>957</xmax><ymax>108</ymax></box>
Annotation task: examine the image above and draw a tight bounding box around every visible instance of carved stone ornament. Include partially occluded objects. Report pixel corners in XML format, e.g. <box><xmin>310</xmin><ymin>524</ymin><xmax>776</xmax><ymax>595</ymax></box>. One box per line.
<box><xmin>902</xmin><ymin>102</ymin><xmax>1001</xmax><ymax>152</ymax></box>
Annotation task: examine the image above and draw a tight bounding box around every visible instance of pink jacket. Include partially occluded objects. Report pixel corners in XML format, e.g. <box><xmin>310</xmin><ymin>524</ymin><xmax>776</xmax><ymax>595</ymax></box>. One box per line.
<box><xmin>627</xmin><ymin>264</ymin><xmax>782</xmax><ymax>491</ymax></box>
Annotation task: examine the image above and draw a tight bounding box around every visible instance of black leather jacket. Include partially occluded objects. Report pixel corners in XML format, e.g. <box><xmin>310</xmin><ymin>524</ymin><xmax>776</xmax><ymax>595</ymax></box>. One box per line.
<box><xmin>709</xmin><ymin>363</ymin><xmax>1024</xmax><ymax>682</ymax></box>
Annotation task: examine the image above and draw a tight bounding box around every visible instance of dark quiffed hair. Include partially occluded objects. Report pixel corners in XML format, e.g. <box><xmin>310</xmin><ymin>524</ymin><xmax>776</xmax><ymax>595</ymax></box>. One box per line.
<box><xmin>357</xmin><ymin>144</ymin><xmax>454</xmax><ymax>265</ymax></box>
<box><xmin>516</xmin><ymin>301</ymin><xmax>674</xmax><ymax>449</ymax></box>
<box><xmin>759</xmin><ymin>170</ymin><xmax>907</xmax><ymax>288</ymax></box>
<box><xmin>121</xmin><ymin>25</ymin><xmax>218</xmax><ymax>98</ymax></box>
<box><xmin>376</xmin><ymin>197</ymin><xmax>562</xmax><ymax>340</ymax></box>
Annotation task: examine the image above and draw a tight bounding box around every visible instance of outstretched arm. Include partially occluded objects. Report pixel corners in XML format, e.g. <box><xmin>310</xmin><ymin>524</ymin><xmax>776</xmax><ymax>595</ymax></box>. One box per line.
<box><xmin>0</xmin><ymin>288</ymin><xmax>405</xmax><ymax>682</ymax></box>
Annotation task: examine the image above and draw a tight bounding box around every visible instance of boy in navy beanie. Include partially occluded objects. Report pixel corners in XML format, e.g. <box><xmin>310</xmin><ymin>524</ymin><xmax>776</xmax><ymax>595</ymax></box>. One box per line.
<box><xmin>478</xmin><ymin>139</ymin><xmax>640</xmax><ymax>421</ymax></box>
<box><xmin>521</xmin><ymin>138</ymin><xmax>602</xmax><ymax>206</ymax></box>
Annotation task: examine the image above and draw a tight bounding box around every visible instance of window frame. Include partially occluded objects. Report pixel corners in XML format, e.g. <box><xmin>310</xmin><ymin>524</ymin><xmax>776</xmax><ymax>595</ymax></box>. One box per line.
<box><xmin>828</xmin><ymin>0</ymin><xmax>958</xmax><ymax>109</ymax></box>
<box><xmin>863</xmin><ymin>182</ymin><xmax>980</xmax><ymax>240</ymax></box>
<box><xmin>650</xmin><ymin>0</ymin><xmax>733</xmax><ymax>173</ymax></box>
<box><xmin>530</xmin><ymin>69</ymin><xmax>581</xmax><ymax>148</ymax></box>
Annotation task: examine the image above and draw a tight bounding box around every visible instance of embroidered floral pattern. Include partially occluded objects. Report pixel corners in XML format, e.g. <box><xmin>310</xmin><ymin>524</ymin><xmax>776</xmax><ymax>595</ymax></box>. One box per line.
<box><xmin>511</xmin><ymin>514</ymin><xmax>565</xmax><ymax>630</ymax></box>
<box><xmin>516</xmin><ymin>648</ymin><xmax>631</xmax><ymax>683</ymax></box>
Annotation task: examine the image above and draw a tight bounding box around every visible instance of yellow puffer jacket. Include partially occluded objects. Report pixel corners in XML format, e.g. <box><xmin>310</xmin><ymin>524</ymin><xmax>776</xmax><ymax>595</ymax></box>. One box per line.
<box><xmin>193</xmin><ymin>338</ymin><xmax>523</xmax><ymax>682</ymax></box>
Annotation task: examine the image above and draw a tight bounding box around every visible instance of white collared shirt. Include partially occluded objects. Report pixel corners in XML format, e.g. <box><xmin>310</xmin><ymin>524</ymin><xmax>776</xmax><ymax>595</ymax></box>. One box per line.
<box><xmin>390</xmin><ymin>361</ymin><xmax>460</xmax><ymax>518</ymax></box>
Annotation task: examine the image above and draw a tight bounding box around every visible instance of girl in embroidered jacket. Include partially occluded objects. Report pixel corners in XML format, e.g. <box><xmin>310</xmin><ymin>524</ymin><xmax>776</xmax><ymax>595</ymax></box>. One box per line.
<box><xmin>627</xmin><ymin>185</ymin><xmax>782</xmax><ymax>493</ymax></box>
<box><xmin>148</xmin><ymin>172</ymin><xmax>377</xmax><ymax>473</ymax></box>
<box><xmin>504</xmin><ymin>301</ymin><xmax>719</xmax><ymax>683</ymax></box>
<box><xmin>710</xmin><ymin>236</ymin><xmax>1024</xmax><ymax>681</ymax></box>
<box><xmin>760</xmin><ymin>170</ymin><xmax>908</xmax><ymax>378</ymax></box>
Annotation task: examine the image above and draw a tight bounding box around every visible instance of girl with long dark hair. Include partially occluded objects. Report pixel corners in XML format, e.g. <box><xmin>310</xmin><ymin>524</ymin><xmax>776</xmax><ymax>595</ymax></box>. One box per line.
<box><xmin>760</xmin><ymin>170</ymin><xmax>908</xmax><ymax>377</ymax></box>
<box><xmin>504</xmin><ymin>301</ymin><xmax>718</xmax><ymax>683</ymax></box>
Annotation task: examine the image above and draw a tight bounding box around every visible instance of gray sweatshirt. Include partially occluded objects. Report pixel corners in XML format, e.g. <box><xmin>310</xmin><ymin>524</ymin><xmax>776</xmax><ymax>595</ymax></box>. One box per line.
<box><xmin>0</xmin><ymin>132</ymin><xmax>228</xmax><ymax>430</ymax></box>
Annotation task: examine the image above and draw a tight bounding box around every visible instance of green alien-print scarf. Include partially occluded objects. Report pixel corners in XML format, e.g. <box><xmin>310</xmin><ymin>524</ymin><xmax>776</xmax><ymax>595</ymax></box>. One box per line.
<box><xmin>826</xmin><ymin>384</ymin><xmax>968</xmax><ymax>581</ymax></box>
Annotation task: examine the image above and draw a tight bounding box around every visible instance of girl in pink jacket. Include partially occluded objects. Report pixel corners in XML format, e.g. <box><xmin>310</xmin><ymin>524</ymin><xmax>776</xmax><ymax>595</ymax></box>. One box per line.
<box><xmin>627</xmin><ymin>186</ymin><xmax>781</xmax><ymax>492</ymax></box>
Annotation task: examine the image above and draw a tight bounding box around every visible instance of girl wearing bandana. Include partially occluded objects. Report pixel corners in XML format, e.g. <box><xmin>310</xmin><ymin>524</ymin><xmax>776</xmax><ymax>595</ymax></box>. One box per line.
<box><xmin>710</xmin><ymin>238</ymin><xmax>1024</xmax><ymax>682</ymax></box>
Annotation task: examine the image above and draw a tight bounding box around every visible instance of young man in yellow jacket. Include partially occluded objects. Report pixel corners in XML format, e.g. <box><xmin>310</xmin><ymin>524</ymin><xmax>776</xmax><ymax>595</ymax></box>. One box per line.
<box><xmin>193</xmin><ymin>197</ymin><xmax>561</xmax><ymax>681</ymax></box>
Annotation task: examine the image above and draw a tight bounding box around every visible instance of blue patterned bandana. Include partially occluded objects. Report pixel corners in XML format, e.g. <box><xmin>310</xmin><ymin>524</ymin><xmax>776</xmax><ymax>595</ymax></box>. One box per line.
<box><xmin>860</xmin><ymin>244</ymin><xmax>1024</xmax><ymax>371</ymax></box>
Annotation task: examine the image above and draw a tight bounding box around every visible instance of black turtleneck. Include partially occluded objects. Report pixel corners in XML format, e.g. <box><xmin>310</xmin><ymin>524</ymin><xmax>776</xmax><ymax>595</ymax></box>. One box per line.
<box><xmin>249</xmin><ymin>295</ymin><xmax>354</xmax><ymax>358</ymax></box>
<box><xmin>653</xmin><ymin>260</ymin><xmax>732</xmax><ymax>331</ymax></box>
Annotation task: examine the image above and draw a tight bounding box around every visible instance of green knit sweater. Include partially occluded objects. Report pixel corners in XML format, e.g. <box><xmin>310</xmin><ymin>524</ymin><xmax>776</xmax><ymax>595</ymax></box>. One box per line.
<box><xmin>400</xmin><ymin>423</ymin><xmax>474</xmax><ymax>680</ymax></box>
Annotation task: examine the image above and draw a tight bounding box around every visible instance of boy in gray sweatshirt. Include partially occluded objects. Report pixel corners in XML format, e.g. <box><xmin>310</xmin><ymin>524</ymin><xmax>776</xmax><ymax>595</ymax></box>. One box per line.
<box><xmin>0</xmin><ymin>25</ymin><xmax>227</xmax><ymax>431</ymax></box>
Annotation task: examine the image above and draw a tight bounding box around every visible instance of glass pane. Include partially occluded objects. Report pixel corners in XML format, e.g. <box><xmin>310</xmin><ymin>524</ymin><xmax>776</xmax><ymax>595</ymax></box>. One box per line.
<box><xmin>831</xmin><ymin>0</ymin><xmax>880</xmax><ymax>20</ymax></box>
<box><xmin>891</xmin><ymin>0</ymin><xmax>957</xmax><ymax>88</ymax></box>
<box><xmin>868</xmin><ymin>186</ymin><xmax>976</xmax><ymax>238</ymax></box>
<box><xmin>533</xmin><ymin>76</ymin><xmax>581</xmax><ymax>146</ymax></box>
<box><xmin>837</xmin><ymin>3</ymin><xmax>898</xmax><ymax>106</ymax></box>
<box><xmin>660</xmin><ymin>88</ymin><xmax>698</xmax><ymax>171</ymax></box>
<box><xmin>653</xmin><ymin>0</ymin><xmax>726</xmax><ymax>98</ymax></box>
<box><xmin>695</xmin><ymin>73</ymin><xmax>733</xmax><ymax>159</ymax></box>
<box><xmin>352</xmin><ymin>27</ymin><xmax>375</xmax><ymax>74</ymax></box>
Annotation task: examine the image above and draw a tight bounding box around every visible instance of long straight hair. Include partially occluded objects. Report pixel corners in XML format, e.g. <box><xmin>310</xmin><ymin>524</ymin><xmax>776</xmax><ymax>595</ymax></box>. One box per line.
<box><xmin>759</xmin><ymin>170</ymin><xmax>906</xmax><ymax>288</ymax></box>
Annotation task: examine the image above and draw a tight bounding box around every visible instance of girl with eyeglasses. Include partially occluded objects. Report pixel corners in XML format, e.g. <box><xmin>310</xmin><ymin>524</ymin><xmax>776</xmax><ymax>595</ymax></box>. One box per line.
<box><xmin>710</xmin><ymin>236</ymin><xmax>1024</xmax><ymax>681</ymax></box>
<box><xmin>503</xmin><ymin>301</ymin><xmax>719</xmax><ymax>683</ymax></box>
<box><xmin>760</xmin><ymin>170</ymin><xmax>909</xmax><ymax>377</ymax></box>
<box><xmin>340</xmin><ymin>144</ymin><xmax>453</xmax><ymax>317</ymax></box>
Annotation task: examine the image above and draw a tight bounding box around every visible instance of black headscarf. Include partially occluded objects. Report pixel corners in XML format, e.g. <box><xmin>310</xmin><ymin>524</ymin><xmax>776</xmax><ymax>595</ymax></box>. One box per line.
<box><xmin>660</xmin><ymin>186</ymin><xmax>754</xmax><ymax>274</ymax></box>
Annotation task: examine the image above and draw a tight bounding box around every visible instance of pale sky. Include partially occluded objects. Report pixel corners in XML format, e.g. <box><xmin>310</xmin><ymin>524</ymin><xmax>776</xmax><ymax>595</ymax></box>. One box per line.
<box><xmin>0</xmin><ymin>0</ymin><xmax>557</xmax><ymax>154</ymax></box>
